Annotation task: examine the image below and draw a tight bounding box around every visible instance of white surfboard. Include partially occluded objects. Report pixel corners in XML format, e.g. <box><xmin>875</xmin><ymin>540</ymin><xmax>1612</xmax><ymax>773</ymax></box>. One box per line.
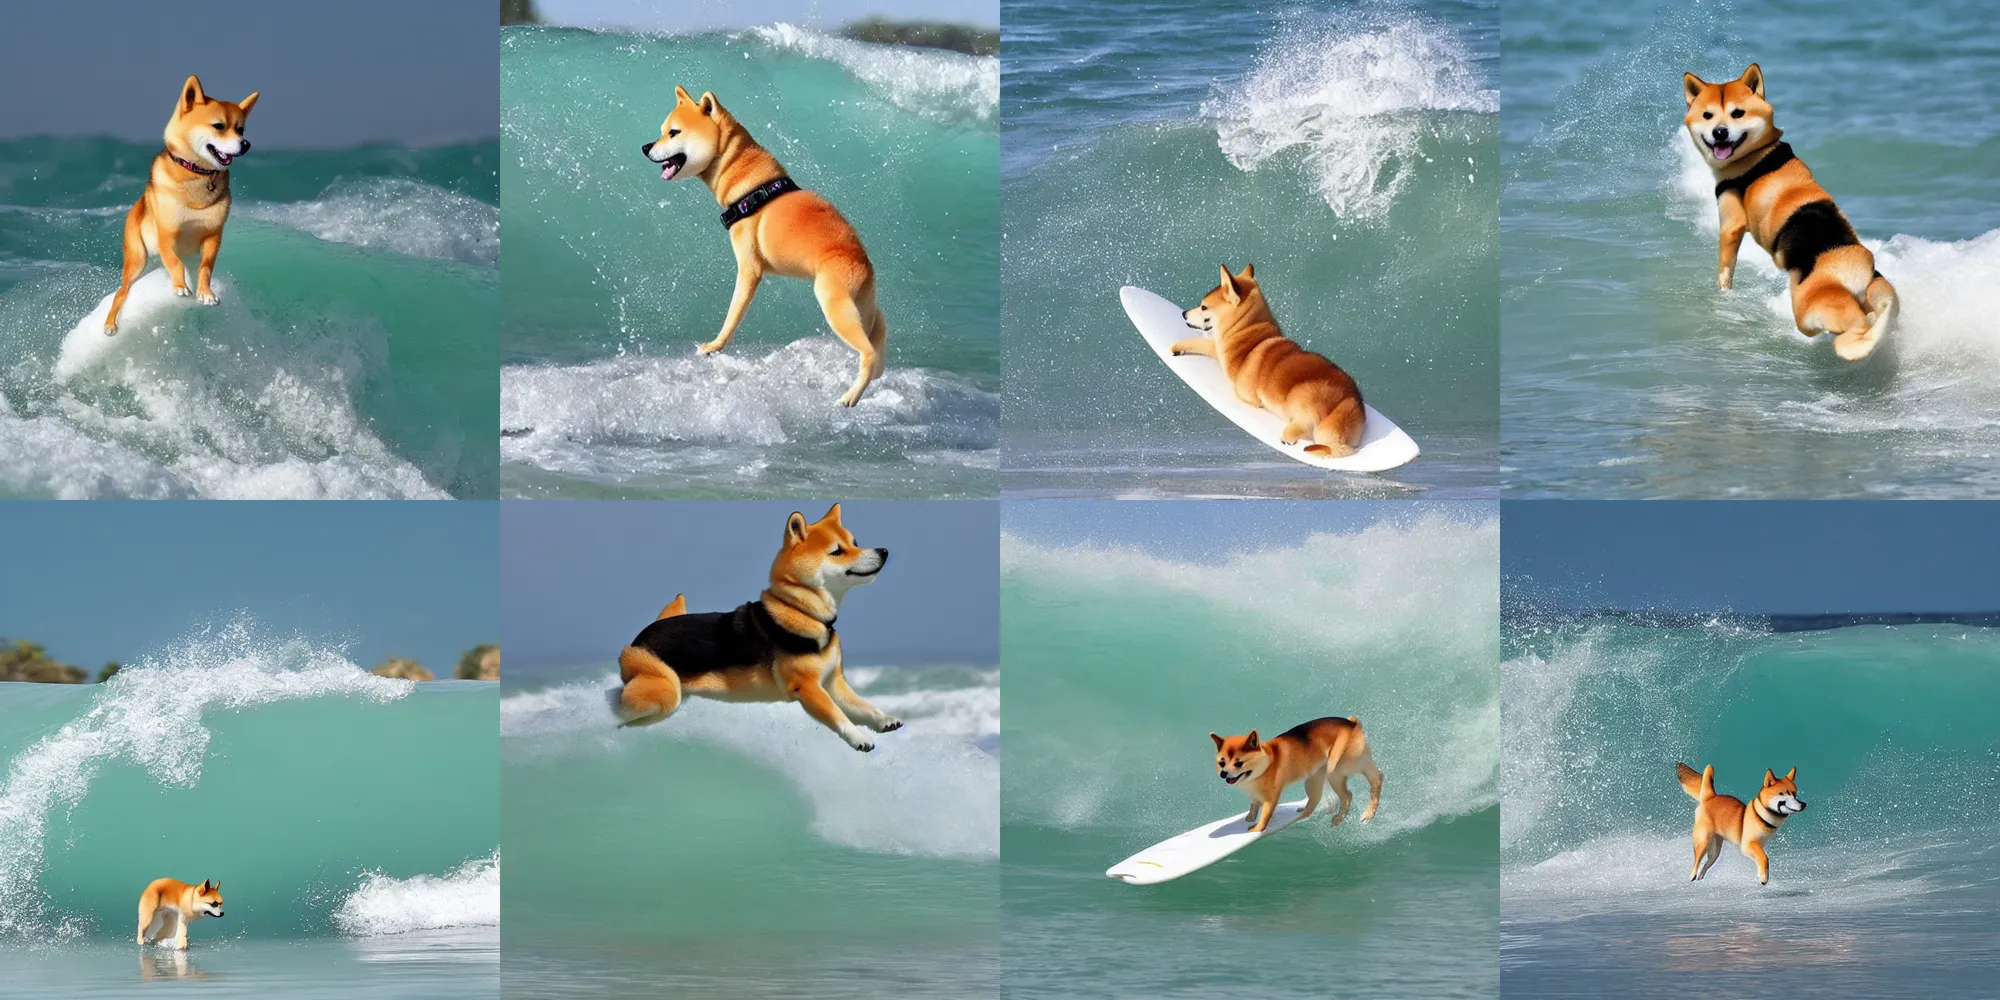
<box><xmin>1121</xmin><ymin>286</ymin><xmax>1419</xmax><ymax>473</ymax></box>
<box><xmin>1106</xmin><ymin>799</ymin><xmax>1310</xmax><ymax>885</ymax></box>
<box><xmin>54</xmin><ymin>270</ymin><xmax>215</xmax><ymax>379</ymax></box>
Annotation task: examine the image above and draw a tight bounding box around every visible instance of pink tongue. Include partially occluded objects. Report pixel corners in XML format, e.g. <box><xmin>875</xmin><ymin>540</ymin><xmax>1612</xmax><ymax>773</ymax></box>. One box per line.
<box><xmin>661</xmin><ymin>162</ymin><xmax>677</xmax><ymax>180</ymax></box>
<box><xmin>1714</xmin><ymin>145</ymin><xmax>1734</xmax><ymax>161</ymax></box>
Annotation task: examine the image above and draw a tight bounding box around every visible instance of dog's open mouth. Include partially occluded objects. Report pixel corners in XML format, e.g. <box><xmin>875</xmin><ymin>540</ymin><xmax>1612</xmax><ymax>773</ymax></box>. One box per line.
<box><xmin>660</xmin><ymin>152</ymin><xmax>688</xmax><ymax>180</ymax></box>
<box><xmin>206</xmin><ymin>144</ymin><xmax>234</xmax><ymax>167</ymax></box>
<box><xmin>1707</xmin><ymin>137</ymin><xmax>1738</xmax><ymax>161</ymax></box>
<box><xmin>1222</xmin><ymin>773</ymin><xmax>1242</xmax><ymax>784</ymax></box>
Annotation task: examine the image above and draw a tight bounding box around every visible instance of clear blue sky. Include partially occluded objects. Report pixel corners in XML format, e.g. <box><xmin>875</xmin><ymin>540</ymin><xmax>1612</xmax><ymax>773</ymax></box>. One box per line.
<box><xmin>0</xmin><ymin>0</ymin><xmax>497</xmax><ymax>146</ymax></box>
<box><xmin>502</xmin><ymin>500</ymin><xmax>998</xmax><ymax>668</ymax></box>
<box><xmin>1504</xmin><ymin>501</ymin><xmax>2000</xmax><ymax>613</ymax></box>
<box><xmin>538</xmin><ymin>0</ymin><xmax>998</xmax><ymax>32</ymax></box>
<box><xmin>0</xmin><ymin>503</ymin><xmax>496</xmax><ymax>674</ymax></box>
<box><xmin>1003</xmin><ymin>500</ymin><xmax>1497</xmax><ymax>559</ymax></box>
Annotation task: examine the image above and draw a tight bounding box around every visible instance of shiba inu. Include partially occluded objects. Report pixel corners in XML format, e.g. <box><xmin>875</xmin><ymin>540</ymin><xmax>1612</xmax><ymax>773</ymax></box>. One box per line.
<box><xmin>105</xmin><ymin>76</ymin><xmax>258</xmax><ymax>335</ymax></box>
<box><xmin>615</xmin><ymin>504</ymin><xmax>903</xmax><ymax>751</ymax></box>
<box><xmin>1682</xmin><ymin>64</ymin><xmax>1896</xmax><ymax>360</ymax></box>
<box><xmin>1676</xmin><ymin>761</ymin><xmax>1807</xmax><ymax>884</ymax></box>
<box><xmin>135</xmin><ymin>877</ymin><xmax>224</xmax><ymax>949</ymax></box>
<box><xmin>1212</xmin><ymin>716</ymin><xmax>1383</xmax><ymax>833</ymax></box>
<box><xmin>1171</xmin><ymin>265</ymin><xmax>1366</xmax><ymax>456</ymax></box>
<box><xmin>643</xmin><ymin>86</ymin><xmax>887</xmax><ymax>406</ymax></box>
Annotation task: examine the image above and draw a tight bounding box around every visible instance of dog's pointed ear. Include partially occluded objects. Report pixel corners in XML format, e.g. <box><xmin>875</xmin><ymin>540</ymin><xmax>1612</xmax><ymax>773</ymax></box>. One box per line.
<box><xmin>1210</xmin><ymin>732</ymin><xmax>1225</xmax><ymax>750</ymax></box>
<box><xmin>1741</xmin><ymin>64</ymin><xmax>1763</xmax><ymax>98</ymax></box>
<box><xmin>1682</xmin><ymin>72</ymin><xmax>1706</xmax><ymax>104</ymax></box>
<box><xmin>674</xmin><ymin>84</ymin><xmax>694</xmax><ymax>105</ymax></box>
<box><xmin>198</xmin><ymin>879</ymin><xmax>211</xmax><ymax>892</ymax></box>
<box><xmin>819</xmin><ymin>502</ymin><xmax>843</xmax><ymax>525</ymax></box>
<box><xmin>1218</xmin><ymin>265</ymin><xmax>1241</xmax><ymax>304</ymax></box>
<box><xmin>786</xmin><ymin>511</ymin><xmax>808</xmax><ymax>543</ymax></box>
<box><xmin>1763</xmin><ymin>768</ymin><xmax>1778</xmax><ymax>786</ymax></box>
<box><xmin>1244</xmin><ymin>729</ymin><xmax>1259</xmax><ymax>750</ymax></box>
<box><xmin>238</xmin><ymin>92</ymin><xmax>259</xmax><ymax>115</ymax></box>
<box><xmin>699</xmin><ymin>91</ymin><xmax>719</xmax><ymax>117</ymax></box>
<box><xmin>181</xmin><ymin>75</ymin><xmax>207</xmax><ymax>113</ymax></box>
<box><xmin>1785</xmin><ymin>766</ymin><xmax>1796</xmax><ymax>781</ymax></box>
<box><xmin>1237</xmin><ymin>263</ymin><xmax>1254</xmax><ymax>281</ymax></box>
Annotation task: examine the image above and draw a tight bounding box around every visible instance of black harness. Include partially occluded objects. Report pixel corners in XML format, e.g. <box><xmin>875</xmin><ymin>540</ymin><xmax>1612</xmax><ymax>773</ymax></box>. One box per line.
<box><xmin>748</xmin><ymin>599</ymin><xmax>833</xmax><ymax>656</ymax></box>
<box><xmin>1713</xmin><ymin>141</ymin><xmax>1794</xmax><ymax>201</ymax></box>
<box><xmin>164</xmin><ymin>149</ymin><xmax>220</xmax><ymax>176</ymax></box>
<box><xmin>720</xmin><ymin>177</ymin><xmax>801</xmax><ymax>228</ymax></box>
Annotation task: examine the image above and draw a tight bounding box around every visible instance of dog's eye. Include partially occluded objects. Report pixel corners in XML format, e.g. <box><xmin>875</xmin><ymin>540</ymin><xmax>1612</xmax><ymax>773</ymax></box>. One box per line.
<box><xmin>1701</xmin><ymin>111</ymin><xmax>1713</xmax><ymax>119</ymax></box>
<box><xmin>831</xmin><ymin>546</ymin><xmax>845</xmax><ymax>556</ymax></box>
<box><xmin>212</xmin><ymin>122</ymin><xmax>225</xmax><ymax>130</ymax></box>
<box><xmin>1730</xmin><ymin>109</ymin><xmax>1744</xmax><ymax>119</ymax></box>
<box><xmin>668</xmin><ymin>128</ymin><xmax>680</xmax><ymax>138</ymax></box>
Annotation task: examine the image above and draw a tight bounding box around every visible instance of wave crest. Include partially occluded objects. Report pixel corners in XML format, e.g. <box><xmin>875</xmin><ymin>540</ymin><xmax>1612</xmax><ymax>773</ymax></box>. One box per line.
<box><xmin>333</xmin><ymin>853</ymin><xmax>501</xmax><ymax>936</ymax></box>
<box><xmin>747</xmin><ymin>23</ymin><xmax>998</xmax><ymax>124</ymax></box>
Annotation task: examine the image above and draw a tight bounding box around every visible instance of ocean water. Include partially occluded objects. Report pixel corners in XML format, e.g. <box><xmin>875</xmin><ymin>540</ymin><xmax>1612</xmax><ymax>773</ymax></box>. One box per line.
<box><xmin>1001</xmin><ymin>0</ymin><xmax>1499</xmax><ymax>499</ymax></box>
<box><xmin>500</xmin><ymin>663</ymin><xmax>999</xmax><ymax>998</ymax></box>
<box><xmin>1502</xmin><ymin>618</ymin><xmax>2000</xmax><ymax>997</ymax></box>
<box><xmin>499</xmin><ymin>25</ymin><xmax>999</xmax><ymax>499</ymax></box>
<box><xmin>0</xmin><ymin>139</ymin><xmax>499</xmax><ymax>498</ymax></box>
<box><xmin>1500</xmin><ymin>0</ymin><xmax>2000</xmax><ymax>497</ymax></box>
<box><xmin>1001</xmin><ymin>515</ymin><xmax>1500</xmax><ymax>998</ymax></box>
<box><xmin>0</xmin><ymin>627</ymin><xmax>500</xmax><ymax>997</ymax></box>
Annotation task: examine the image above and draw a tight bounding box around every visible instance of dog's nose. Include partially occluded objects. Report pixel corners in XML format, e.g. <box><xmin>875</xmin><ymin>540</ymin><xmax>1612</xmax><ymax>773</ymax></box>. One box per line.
<box><xmin>1711</xmin><ymin>126</ymin><xmax>1730</xmax><ymax>141</ymax></box>
<box><xmin>874</xmin><ymin>548</ymin><xmax>888</xmax><ymax>564</ymax></box>
<box><xmin>239</xmin><ymin>140</ymin><xmax>250</xmax><ymax>153</ymax></box>
<box><xmin>641</xmin><ymin>141</ymin><xmax>654</xmax><ymax>156</ymax></box>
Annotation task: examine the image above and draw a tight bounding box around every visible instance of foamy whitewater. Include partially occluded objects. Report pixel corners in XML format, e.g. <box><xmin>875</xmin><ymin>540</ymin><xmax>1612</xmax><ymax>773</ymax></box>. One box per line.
<box><xmin>333</xmin><ymin>853</ymin><xmax>501</xmax><ymax>936</ymax></box>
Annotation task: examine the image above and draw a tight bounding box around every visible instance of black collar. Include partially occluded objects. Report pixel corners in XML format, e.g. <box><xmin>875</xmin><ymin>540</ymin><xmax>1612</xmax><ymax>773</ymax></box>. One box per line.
<box><xmin>1750</xmin><ymin>801</ymin><xmax>1786</xmax><ymax>829</ymax></box>
<box><xmin>164</xmin><ymin>149</ymin><xmax>221</xmax><ymax>176</ymax></box>
<box><xmin>720</xmin><ymin>177</ymin><xmax>800</xmax><ymax>228</ymax></box>
<box><xmin>748</xmin><ymin>598</ymin><xmax>833</xmax><ymax>655</ymax></box>
<box><xmin>1714</xmin><ymin>141</ymin><xmax>1794</xmax><ymax>200</ymax></box>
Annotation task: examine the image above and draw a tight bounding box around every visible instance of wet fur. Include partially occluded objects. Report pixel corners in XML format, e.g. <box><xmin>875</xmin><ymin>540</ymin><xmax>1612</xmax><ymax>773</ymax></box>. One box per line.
<box><xmin>643</xmin><ymin>85</ymin><xmax>886</xmax><ymax>406</ymax></box>
<box><xmin>1683</xmin><ymin>64</ymin><xmax>1896</xmax><ymax>360</ymax></box>
<box><xmin>1172</xmin><ymin>265</ymin><xmax>1365</xmax><ymax>456</ymax></box>
<box><xmin>106</xmin><ymin>76</ymin><xmax>258</xmax><ymax>335</ymax></box>
<box><xmin>614</xmin><ymin>504</ymin><xmax>903</xmax><ymax>751</ymax></box>
<box><xmin>1676</xmin><ymin>762</ymin><xmax>1807</xmax><ymax>884</ymax></box>
<box><xmin>1212</xmin><ymin>717</ymin><xmax>1383</xmax><ymax>832</ymax></box>
<box><xmin>136</xmin><ymin>878</ymin><xmax>224</xmax><ymax>950</ymax></box>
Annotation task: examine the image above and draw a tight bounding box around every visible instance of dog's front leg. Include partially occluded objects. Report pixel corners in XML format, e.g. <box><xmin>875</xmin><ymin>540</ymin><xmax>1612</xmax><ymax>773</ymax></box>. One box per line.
<box><xmin>1249</xmin><ymin>798</ymin><xmax>1277</xmax><ymax>833</ymax></box>
<box><xmin>195</xmin><ymin>227</ymin><xmax>223</xmax><ymax>305</ymax></box>
<box><xmin>699</xmin><ymin>257</ymin><xmax>762</xmax><ymax>355</ymax></box>
<box><xmin>790</xmin><ymin>675</ymin><xmax>873</xmax><ymax>752</ymax></box>
<box><xmin>157</xmin><ymin>222</ymin><xmax>192</xmax><ymax>297</ymax></box>
<box><xmin>829</xmin><ymin>666</ymin><xmax>902</xmax><ymax>733</ymax></box>
<box><xmin>1168</xmin><ymin>338</ymin><xmax>1215</xmax><ymax>358</ymax></box>
<box><xmin>1717</xmin><ymin>192</ymin><xmax>1748</xmax><ymax>290</ymax></box>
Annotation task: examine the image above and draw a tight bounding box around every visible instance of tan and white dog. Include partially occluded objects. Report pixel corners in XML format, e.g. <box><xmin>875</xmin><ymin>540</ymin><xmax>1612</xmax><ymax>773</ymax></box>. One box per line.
<box><xmin>136</xmin><ymin>877</ymin><xmax>224</xmax><ymax>949</ymax></box>
<box><xmin>615</xmin><ymin>504</ymin><xmax>903</xmax><ymax>751</ymax></box>
<box><xmin>106</xmin><ymin>75</ymin><xmax>258</xmax><ymax>335</ymax></box>
<box><xmin>1677</xmin><ymin>761</ymin><xmax>1807</xmax><ymax>884</ymax></box>
<box><xmin>1212</xmin><ymin>716</ymin><xmax>1383</xmax><ymax>832</ymax></box>
<box><xmin>1172</xmin><ymin>265</ymin><xmax>1367</xmax><ymax>456</ymax></box>
<box><xmin>643</xmin><ymin>86</ymin><xmax>887</xmax><ymax>406</ymax></box>
<box><xmin>1683</xmin><ymin>64</ymin><xmax>1896</xmax><ymax>360</ymax></box>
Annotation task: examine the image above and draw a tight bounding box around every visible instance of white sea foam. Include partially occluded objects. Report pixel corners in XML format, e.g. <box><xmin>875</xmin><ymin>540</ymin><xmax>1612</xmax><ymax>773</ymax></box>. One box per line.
<box><xmin>502</xmin><ymin>669</ymin><xmax>999</xmax><ymax>860</ymax></box>
<box><xmin>1205</xmin><ymin>14</ymin><xmax>1496</xmax><ymax>220</ymax></box>
<box><xmin>0</xmin><ymin>625</ymin><xmax>410</xmax><ymax>942</ymax></box>
<box><xmin>747</xmin><ymin>23</ymin><xmax>997</xmax><ymax>124</ymax></box>
<box><xmin>241</xmin><ymin>178</ymin><xmax>499</xmax><ymax>267</ymax></box>
<box><xmin>333</xmin><ymin>853</ymin><xmax>501</xmax><ymax>936</ymax></box>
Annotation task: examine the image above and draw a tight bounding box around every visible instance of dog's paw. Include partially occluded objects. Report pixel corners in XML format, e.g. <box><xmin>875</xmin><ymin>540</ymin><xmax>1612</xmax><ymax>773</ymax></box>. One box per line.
<box><xmin>1718</xmin><ymin>269</ymin><xmax>1734</xmax><ymax>290</ymax></box>
<box><xmin>104</xmin><ymin>323</ymin><xmax>119</xmax><ymax>337</ymax></box>
<box><xmin>838</xmin><ymin>387</ymin><xmax>865</xmax><ymax>407</ymax></box>
<box><xmin>197</xmin><ymin>290</ymin><xmax>219</xmax><ymax>306</ymax></box>
<box><xmin>171</xmin><ymin>284</ymin><xmax>191</xmax><ymax>298</ymax></box>
<box><xmin>696</xmin><ymin>339</ymin><xmax>727</xmax><ymax>355</ymax></box>
<box><xmin>851</xmin><ymin>738</ymin><xmax>875</xmax><ymax>752</ymax></box>
<box><xmin>871</xmin><ymin>717</ymin><xmax>903</xmax><ymax>733</ymax></box>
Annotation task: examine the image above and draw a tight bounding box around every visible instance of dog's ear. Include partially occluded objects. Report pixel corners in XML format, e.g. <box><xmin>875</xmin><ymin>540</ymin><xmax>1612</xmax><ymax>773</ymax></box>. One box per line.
<box><xmin>1681</xmin><ymin>73</ymin><xmax>1706</xmax><ymax>104</ymax></box>
<box><xmin>1740</xmin><ymin>64</ymin><xmax>1763</xmax><ymax>98</ymax></box>
<box><xmin>674</xmin><ymin>84</ymin><xmax>694</xmax><ymax>105</ymax></box>
<box><xmin>198</xmin><ymin>879</ymin><xmax>211</xmax><ymax>893</ymax></box>
<box><xmin>1763</xmin><ymin>768</ymin><xmax>1778</xmax><ymax>786</ymax></box>
<box><xmin>699</xmin><ymin>91</ymin><xmax>719</xmax><ymax>117</ymax></box>
<box><xmin>238</xmin><ymin>92</ymin><xmax>259</xmax><ymax>115</ymax></box>
<box><xmin>181</xmin><ymin>75</ymin><xmax>207</xmax><ymax>114</ymax></box>
<box><xmin>1236</xmin><ymin>263</ymin><xmax>1254</xmax><ymax>281</ymax></box>
<box><xmin>786</xmin><ymin>511</ymin><xmax>808</xmax><ymax>543</ymax></box>
<box><xmin>819</xmin><ymin>502</ymin><xmax>843</xmax><ymax>525</ymax></box>
<box><xmin>1244</xmin><ymin>729</ymin><xmax>1259</xmax><ymax>750</ymax></box>
<box><xmin>1784</xmin><ymin>766</ymin><xmax>1796</xmax><ymax>782</ymax></box>
<box><xmin>1210</xmin><ymin>732</ymin><xmax>1225</xmax><ymax>750</ymax></box>
<box><xmin>1218</xmin><ymin>265</ymin><xmax>1241</xmax><ymax>304</ymax></box>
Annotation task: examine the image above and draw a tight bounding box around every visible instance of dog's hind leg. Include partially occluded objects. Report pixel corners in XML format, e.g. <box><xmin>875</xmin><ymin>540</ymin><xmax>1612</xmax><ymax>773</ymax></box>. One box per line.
<box><xmin>814</xmin><ymin>264</ymin><xmax>881</xmax><ymax>407</ymax></box>
<box><xmin>615</xmin><ymin>646</ymin><xmax>682</xmax><ymax>728</ymax></box>
<box><xmin>106</xmin><ymin>200</ymin><xmax>150</xmax><ymax>335</ymax></box>
<box><xmin>698</xmin><ymin>261</ymin><xmax>763</xmax><ymax>355</ymax></box>
<box><xmin>1358</xmin><ymin>754</ymin><xmax>1383</xmax><ymax>823</ymax></box>
<box><xmin>828</xmin><ymin>664</ymin><xmax>902</xmax><ymax>733</ymax></box>
<box><xmin>137</xmin><ymin>894</ymin><xmax>157</xmax><ymax>944</ymax></box>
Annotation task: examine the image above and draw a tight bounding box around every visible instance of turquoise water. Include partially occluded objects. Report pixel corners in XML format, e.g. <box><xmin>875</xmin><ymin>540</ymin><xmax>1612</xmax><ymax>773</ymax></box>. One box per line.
<box><xmin>1502</xmin><ymin>619</ymin><xmax>2000</xmax><ymax>996</ymax></box>
<box><xmin>499</xmin><ymin>26</ymin><xmax>999</xmax><ymax>499</ymax></box>
<box><xmin>501</xmin><ymin>662</ymin><xmax>998</xmax><ymax>998</ymax></box>
<box><xmin>1001</xmin><ymin>0</ymin><xmax>1499</xmax><ymax>499</ymax></box>
<box><xmin>0</xmin><ymin>139</ymin><xmax>499</xmax><ymax>498</ymax></box>
<box><xmin>1501</xmin><ymin>0</ymin><xmax>2000</xmax><ymax>497</ymax></box>
<box><xmin>0</xmin><ymin>628</ymin><xmax>498</xmax><ymax>997</ymax></box>
<box><xmin>1001</xmin><ymin>513</ymin><xmax>1500</xmax><ymax>997</ymax></box>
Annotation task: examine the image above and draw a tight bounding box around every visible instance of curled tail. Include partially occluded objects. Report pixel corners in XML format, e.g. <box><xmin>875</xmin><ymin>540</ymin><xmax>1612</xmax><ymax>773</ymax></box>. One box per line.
<box><xmin>656</xmin><ymin>594</ymin><xmax>687</xmax><ymax>620</ymax></box>
<box><xmin>1676</xmin><ymin>761</ymin><xmax>1715</xmax><ymax>801</ymax></box>
<box><xmin>1302</xmin><ymin>397</ymin><xmax>1364</xmax><ymax>458</ymax></box>
<box><xmin>1327</xmin><ymin>715</ymin><xmax>1362</xmax><ymax>767</ymax></box>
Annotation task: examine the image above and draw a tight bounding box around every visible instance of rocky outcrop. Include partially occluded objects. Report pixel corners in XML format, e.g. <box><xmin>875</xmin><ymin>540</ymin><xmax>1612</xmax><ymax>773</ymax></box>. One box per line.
<box><xmin>455</xmin><ymin>644</ymin><xmax>499</xmax><ymax>680</ymax></box>
<box><xmin>371</xmin><ymin>657</ymin><xmax>435</xmax><ymax>682</ymax></box>
<box><xmin>0</xmin><ymin>640</ymin><xmax>87</xmax><ymax>683</ymax></box>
